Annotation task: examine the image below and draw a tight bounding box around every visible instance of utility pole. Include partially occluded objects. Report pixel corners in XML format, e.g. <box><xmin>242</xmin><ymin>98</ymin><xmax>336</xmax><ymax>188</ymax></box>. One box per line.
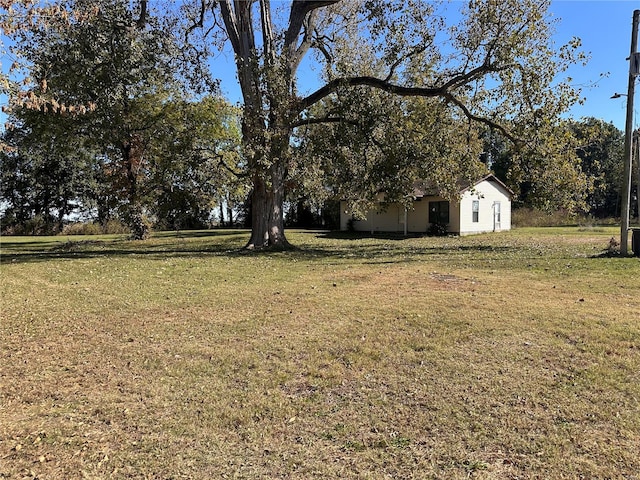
<box><xmin>636</xmin><ymin>130</ymin><xmax>640</xmax><ymax>225</ymax></box>
<box><xmin>620</xmin><ymin>9</ymin><xmax>640</xmax><ymax>255</ymax></box>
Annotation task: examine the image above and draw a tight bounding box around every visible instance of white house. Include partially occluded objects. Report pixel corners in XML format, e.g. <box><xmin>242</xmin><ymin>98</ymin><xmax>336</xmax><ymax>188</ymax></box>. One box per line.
<box><xmin>340</xmin><ymin>174</ymin><xmax>513</xmax><ymax>235</ymax></box>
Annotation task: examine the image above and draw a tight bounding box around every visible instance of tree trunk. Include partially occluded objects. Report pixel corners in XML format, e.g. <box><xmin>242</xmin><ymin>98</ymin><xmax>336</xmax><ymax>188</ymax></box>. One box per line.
<box><xmin>123</xmin><ymin>141</ymin><xmax>149</xmax><ymax>240</ymax></box>
<box><xmin>245</xmin><ymin>162</ymin><xmax>290</xmax><ymax>249</ymax></box>
<box><xmin>217</xmin><ymin>0</ymin><xmax>332</xmax><ymax>249</ymax></box>
<box><xmin>226</xmin><ymin>200</ymin><xmax>234</xmax><ymax>227</ymax></box>
<box><xmin>129</xmin><ymin>210</ymin><xmax>149</xmax><ymax>240</ymax></box>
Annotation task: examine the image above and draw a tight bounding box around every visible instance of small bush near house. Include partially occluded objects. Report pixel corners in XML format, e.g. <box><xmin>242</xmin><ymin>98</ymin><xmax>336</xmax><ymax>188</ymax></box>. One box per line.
<box><xmin>427</xmin><ymin>219</ymin><xmax>449</xmax><ymax>236</ymax></box>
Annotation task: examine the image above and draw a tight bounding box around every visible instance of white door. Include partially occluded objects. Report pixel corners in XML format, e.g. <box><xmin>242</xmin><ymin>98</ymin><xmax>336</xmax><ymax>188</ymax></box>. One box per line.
<box><xmin>493</xmin><ymin>202</ymin><xmax>501</xmax><ymax>231</ymax></box>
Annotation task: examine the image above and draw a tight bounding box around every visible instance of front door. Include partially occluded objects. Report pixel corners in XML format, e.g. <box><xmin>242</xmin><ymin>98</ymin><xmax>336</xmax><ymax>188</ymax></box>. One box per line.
<box><xmin>493</xmin><ymin>202</ymin><xmax>501</xmax><ymax>231</ymax></box>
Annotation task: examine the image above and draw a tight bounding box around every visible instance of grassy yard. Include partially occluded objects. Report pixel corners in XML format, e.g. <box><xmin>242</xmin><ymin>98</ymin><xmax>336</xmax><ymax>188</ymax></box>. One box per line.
<box><xmin>1</xmin><ymin>228</ymin><xmax>639</xmax><ymax>479</ymax></box>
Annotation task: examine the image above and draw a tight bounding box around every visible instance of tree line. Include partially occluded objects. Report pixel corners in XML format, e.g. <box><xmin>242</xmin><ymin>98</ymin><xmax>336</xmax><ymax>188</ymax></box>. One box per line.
<box><xmin>0</xmin><ymin>0</ymin><xmax>632</xmax><ymax>242</ymax></box>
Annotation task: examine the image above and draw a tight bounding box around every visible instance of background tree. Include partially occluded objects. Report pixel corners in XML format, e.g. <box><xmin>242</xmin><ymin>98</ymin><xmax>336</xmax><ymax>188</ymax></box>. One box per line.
<box><xmin>293</xmin><ymin>87</ymin><xmax>488</xmax><ymax>221</ymax></box>
<box><xmin>568</xmin><ymin>118</ymin><xmax>625</xmax><ymax>218</ymax></box>
<box><xmin>2</xmin><ymin>0</ymin><xmax>231</xmax><ymax>237</ymax></box>
<box><xmin>0</xmin><ymin>109</ymin><xmax>98</xmax><ymax>234</ymax></box>
<box><xmin>4</xmin><ymin>0</ymin><xmax>589</xmax><ymax>243</ymax></box>
<box><xmin>180</xmin><ymin>0</ymin><xmax>586</xmax><ymax>248</ymax></box>
<box><xmin>482</xmin><ymin>122</ymin><xmax>591</xmax><ymax>214</ymax></box>
<box><xmin>149</xmin><ymin>96</ymin><xmax>246</xmax><ymax>230</ymax></box>
<box><xmin>483</xmin><ymin>118</ymin><xmax>623</xmax><ymax>217</ymax></box>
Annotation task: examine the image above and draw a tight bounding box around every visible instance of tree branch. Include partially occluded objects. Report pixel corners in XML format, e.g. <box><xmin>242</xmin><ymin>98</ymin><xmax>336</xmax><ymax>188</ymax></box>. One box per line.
<box><xmin>384</xmin><ymin>43</ymin><xmax>432</xmax><ymax>83</ymax></box>
<box><xmin>136</xmin><ymin>0</ymin><xmax>148</xmax><ymax>28</ymax></box>
<box><xmin>185</xmin><ymin>0</ymin><xmax>207</xmax><ymax>40</ymax></box>
<box><xmin>285</xmin><ymin>0</ymin><xmax>341</xmax><ymax>75</ymax></box>
<box><xmin>443</xmin><ymin>92</ymin><xmax>518</xmax><ymax>144</ymax></box>
<box><xmin>195</xmin><ymin>146</ymin><xmax>249</xmax><ymax>178</ymax></box>
<box><xmin>297</xmin><ymin>76</ymin><xmax>445</xmax><ymax>113</ymax></box>
<box><xmin>292</xmin><ymin>115</ymin><xmax>355</xmax><ymax>128</ymax></box>
<box><xmin>259</xmin><ymin>0</ymin><xmax>276</xmax><ymax>65</ymax></box>
<box><xmin>311</xmin><ymin>31</ymin><xmax>333</xmax><ymax>64</ymax></box>
<box><xmin>217</xmin><ymin>154</ymin><xmax>249</xmax><ymax>178</ymax></box>
<box><xmin>218</xmin><ymin>0</ymin><xmax>241</xmax><ymax>54</ymax></box>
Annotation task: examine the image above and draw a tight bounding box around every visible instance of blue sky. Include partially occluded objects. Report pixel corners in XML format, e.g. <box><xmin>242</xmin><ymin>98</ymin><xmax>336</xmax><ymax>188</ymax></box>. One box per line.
<box><xmin>548</xmin><ymin>0</ymin><xmax>639</xmax><ymax>130</ymax></box>
<box><xmin>2</xmin><ymin>1</ymin><xmax>639</xmax><ymax>131</ymax></box>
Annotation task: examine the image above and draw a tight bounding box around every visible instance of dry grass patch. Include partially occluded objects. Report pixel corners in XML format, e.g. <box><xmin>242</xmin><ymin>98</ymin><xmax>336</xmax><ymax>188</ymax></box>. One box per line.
<box><xmin>1</xmin><ymin>228</ymin><xmax>639</xmax><ymax>478</ymax></box>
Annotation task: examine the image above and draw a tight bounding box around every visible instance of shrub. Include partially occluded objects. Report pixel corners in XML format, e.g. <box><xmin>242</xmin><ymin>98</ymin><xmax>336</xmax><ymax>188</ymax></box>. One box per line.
<box><xmin>60</xmin><ymin>219</ymin><xmax>130</xmax><ymax>236</ymax></box>
<box><xmin>427</xmin><ymin>220</ymin><xmax>449</xmax><ymax>236</ymax></box>
<box><xmin>62</xmin><ymin>222</ymin><xmax>103</xmax><ymax>235</ymax></box>
<box><xmin>512</xmin><ymin>207</ymin><xmax>616</xmax><ymax>228</ymax></box>
<box><xmin>102</xmin><ymin>219</ymin><xmax>130</xmax><ymax>234</ymax></box>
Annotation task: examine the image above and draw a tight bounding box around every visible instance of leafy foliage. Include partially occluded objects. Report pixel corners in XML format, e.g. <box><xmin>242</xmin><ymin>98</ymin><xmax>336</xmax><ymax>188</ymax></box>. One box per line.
<box><xmin>180</xmin><ymin>0</ymin><xmax>587</xmax><ymax>247</ymax></box>
<box><xmin>3</xmin><ymin>0</ymin><xmax>594</xmax><ymax>243</ymax></box>
<box><xmin>2</xmin><ymin>0</ymin><xmax>242</xmax><ymax>236</ymax></box>
<box><xmin>294</xmin><ymin>88</ymin><xmax>487</xmax><ymax>218</ymax></box>
<box><xmin>569</xmin><ymin>118</ymin><xmax>626</xmax><ymax>217</ymax></box>
<box><xmin>149</xmin><ymin>97</ymin><xmax>246</xmax><ymax>230</ymax></box>
<box><xmin>0</xmin><ymin>109</ymin><xmax>99</xmax><ymax>234</ymax></box>
<box><xmin>485</xmin><ymin>118</ymin><xmax>624</xmax><ymax>216</ymax></box>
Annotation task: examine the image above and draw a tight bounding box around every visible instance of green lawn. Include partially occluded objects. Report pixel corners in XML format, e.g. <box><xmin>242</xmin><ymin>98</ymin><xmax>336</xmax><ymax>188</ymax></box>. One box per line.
<box><xmin>1</xmin><ymin>228</ymin><xmax>639</xmax><ymax>479</ymax></box>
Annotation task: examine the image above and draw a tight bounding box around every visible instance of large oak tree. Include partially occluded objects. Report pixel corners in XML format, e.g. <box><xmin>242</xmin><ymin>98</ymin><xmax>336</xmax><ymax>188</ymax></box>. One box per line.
<box><xmin>179</xmin><ymin>0</ymin><xmax>585</xmax><ymax>248</ymax></box>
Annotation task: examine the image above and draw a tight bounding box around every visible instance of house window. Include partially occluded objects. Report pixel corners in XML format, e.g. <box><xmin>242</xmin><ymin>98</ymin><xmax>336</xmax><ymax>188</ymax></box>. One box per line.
<box><xmin>472</xmin><ymin>200</ymin><xmax>479</xmax><ymax>223</ymax></box>
<box><xmin>429</xmin><ymin>201</ymin><xmax>449</xmax><ymax>225</ymax></box>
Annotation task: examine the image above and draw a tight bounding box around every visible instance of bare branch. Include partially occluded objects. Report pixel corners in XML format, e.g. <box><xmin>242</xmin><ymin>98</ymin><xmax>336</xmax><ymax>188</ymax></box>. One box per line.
<box><xmin>384</xmin><ymin>44</ymin><xmax>429</xmax><ymax>83</ymax></box>
<box><xmin>291</xmin><ymin>115</ymin><xmax>353</xmax><ymax>128</ymax></box>
<box><xmin>295</xmin><ymin>59</ymin><xmax>523</xmax><ymax>145</ymax></box>
<box><xmin>285</xmin><ymin>0</ymin><xmax>341</xmax><ymax>74</ymax></box>
<box><xmin>259</xmin><ymin>0</ymin><xmax>276</xmax><ymax>65</ymax></box>
<box><xmin>297</xmin><ymin>56</ymin><xmax>514</xmax><ymax>116</ymax></box>
<box><xmin>441</xmin><ymin>58</ymin><xmax>513</xmax><ymax>91</ymax></box>
<box><xmin>195</xmin><ymin>146</ymin><xmax>249</xmax><ymax>178</ymax></box>
<box><xmin>218</xmin><ymin>154</ymin><xmax>249</xmax><ymax>178</ymax></box>
<box><xmin>311</xmin><ymin>31</ymin><xmax>333</xmax><ymax>64</ymax></box>
<box><xmin>297</xmin><ymin>76</ymin><xmax>445</xmax><ymax>113</ymax></box>
<box><xmin>136</xmin><ymin>0</ymin><xmax>148</xmax><ymax>28</ymax></box>
<box><xmin>185</xmin><ymin>0</ymin><xmax>207</xmax><ymax>40</ymax></box>
<box><xmin>218</xmin><ymin>0</ymin><xmax>240</xmax><ymax>54</ymax></box>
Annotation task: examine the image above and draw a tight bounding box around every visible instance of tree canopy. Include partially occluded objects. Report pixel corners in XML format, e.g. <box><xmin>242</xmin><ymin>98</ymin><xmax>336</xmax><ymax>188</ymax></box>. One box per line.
<box><xmin>2</xmin><ymin>0</ymin><xmax>593</xmax><ymax>243</ymax></box>
<box><xmin>1</xmin><ymin>0</ymin><xmax>242</xmax><ymax>235</ymax></box>
<box><xmin>179</xmin><ymin>0</ymin><xmax>587</xmax><ymax>247</ymax></box>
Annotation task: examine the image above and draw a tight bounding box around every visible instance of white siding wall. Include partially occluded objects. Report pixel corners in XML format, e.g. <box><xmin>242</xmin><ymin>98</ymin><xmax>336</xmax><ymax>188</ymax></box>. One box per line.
<box><xmin>407</xmin><ymin>199</ymin><xmax>429</xmax><ymax>232</ymax></box>
<box><xmin>458</xmin><ymin>180</ymin><xmax>511</xmax><ymax>235</ymax></box>
<box><xmin>340</xmin><ymin>178</ymin><xmax>511</xmax><ymax>234</ymax></box>
<box><xmin>448</xmin><ymin>199</ymin><xmax>462</xmax><ymax>234</ymax></box>
<box><xmin>340</xmin><ymin>201</ymin><xmax>405</xmax><ymax>232</ymax></box>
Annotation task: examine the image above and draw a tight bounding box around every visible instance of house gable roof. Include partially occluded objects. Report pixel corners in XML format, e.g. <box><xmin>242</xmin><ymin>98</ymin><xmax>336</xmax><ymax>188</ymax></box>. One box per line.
<box><xmin>460</xmin><ymin>174</ymin><xmax>514</xmax><ymax>197</ymax></box>
<box><xmin>413</xmin><ymin>174</ymin><xmax>513</xmax><ymax>199</ymax></box>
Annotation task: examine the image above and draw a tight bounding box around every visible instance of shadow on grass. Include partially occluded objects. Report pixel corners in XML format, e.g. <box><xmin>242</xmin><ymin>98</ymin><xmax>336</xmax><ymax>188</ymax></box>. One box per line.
<box><xmin>316</xmin><ymin>231</ymin><xmax>428</xmax><ymax>241</ymax></box>
<box><xmin>0</xmin><ymin>228</ymin><xmax>528</xmax><ymax>265</ymax></box>
<box><xmin>0</xmin><ymin>230</ymin><xmax>253</xmax><ymax>265</ymax></box>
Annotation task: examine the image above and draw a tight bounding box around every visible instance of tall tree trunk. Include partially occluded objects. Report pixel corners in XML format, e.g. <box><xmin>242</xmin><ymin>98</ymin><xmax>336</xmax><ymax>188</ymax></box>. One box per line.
<box><xmin>218</xmin><ymin>0</ymin><xmax>338</xmax><ymax>248</ymax></box>
<box><xmin>226</xmin><ymin>199</ymin><xmax>234</xmax><ymax>227</ymax></box>
<box><xmin>246</xmin><ymin>160</ymin><xmax>289</xmax><ymax>249</ymax></box>
<box><xmin>123</xmin><ymin>141</ymin><xmax>149</xmax><ymax>240</ymax></box>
